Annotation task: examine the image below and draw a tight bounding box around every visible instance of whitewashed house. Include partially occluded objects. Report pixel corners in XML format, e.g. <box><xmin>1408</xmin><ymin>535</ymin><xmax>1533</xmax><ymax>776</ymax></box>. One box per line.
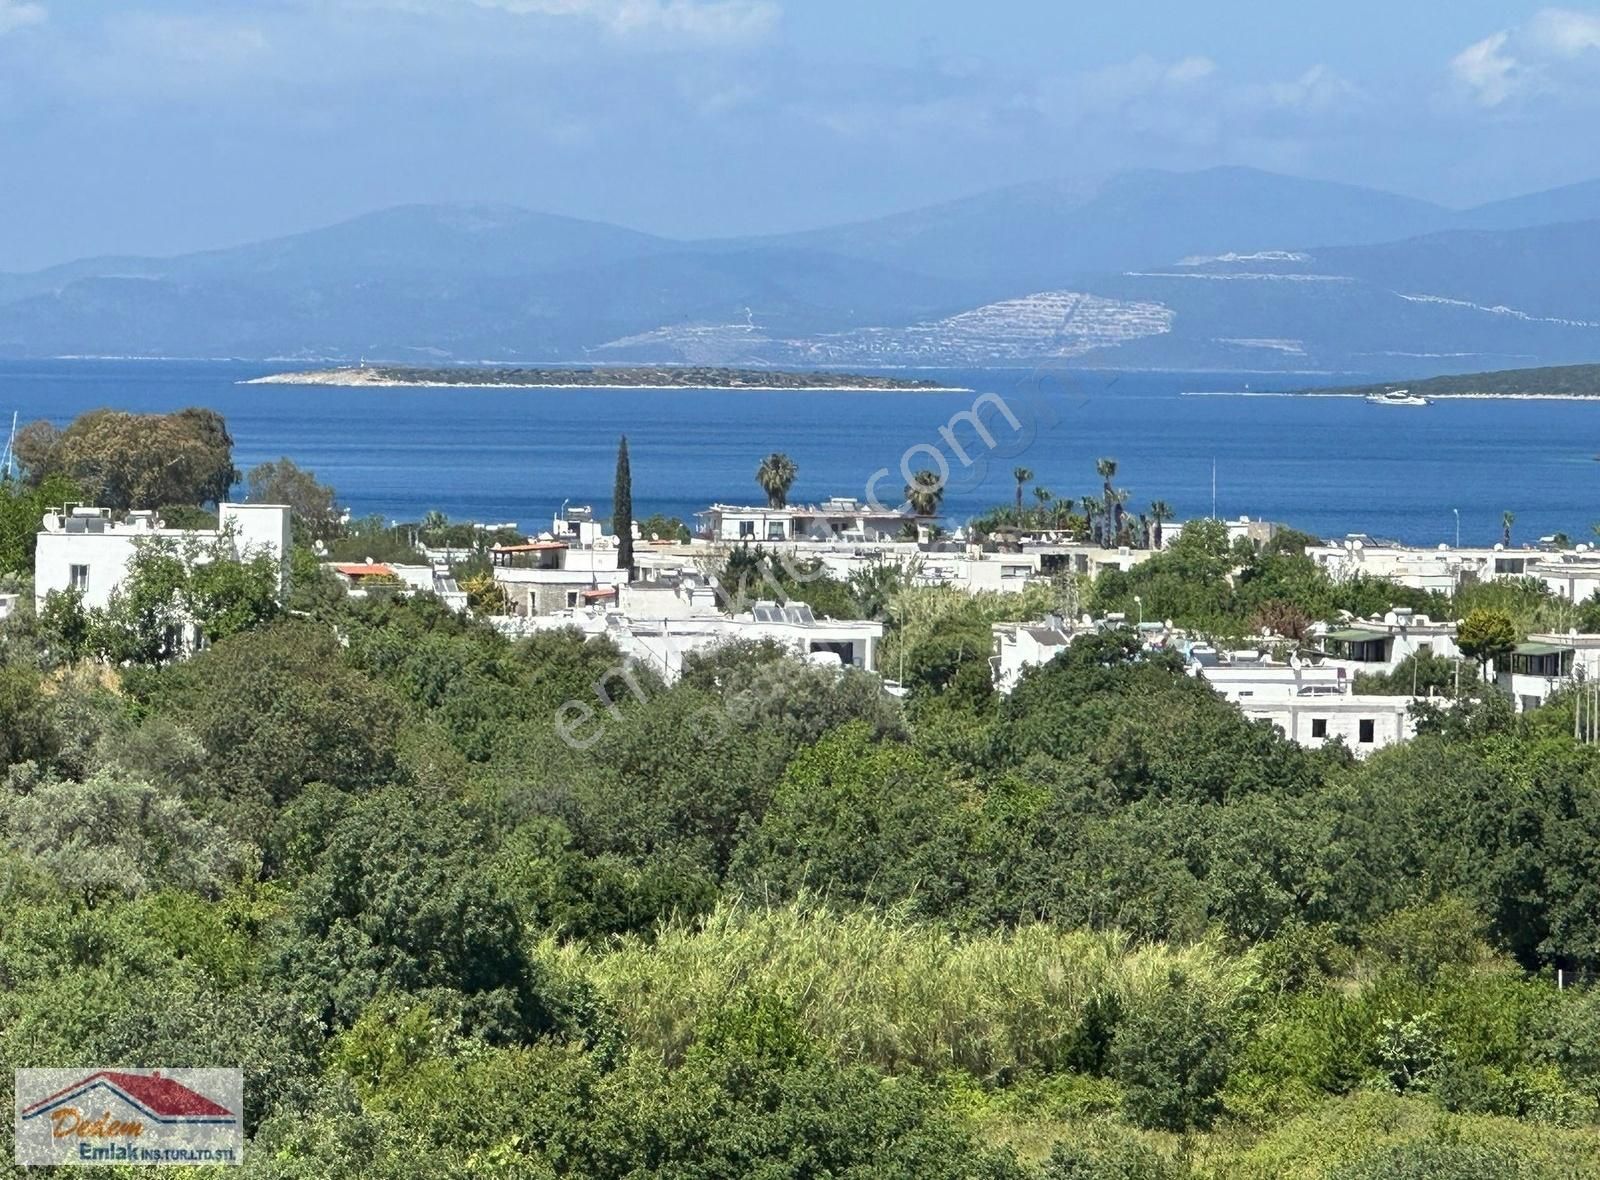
<box><xmin>1310</xmin><ymin>610</ymin><xmax>1461</xmax><ymax>676</ymax></box>
<box><xmin>1185</xmin><ymin>646</ymin><xmax>1418</xmax><ymax>756</ymax></box>
<box><xmin>1495</xmin><ymin>634</ymin><xmax>1597</xmax><ymax>713</ymax></box>
<box><xmin>1307</xmin><ymin>536</ymin><xmax>1554</xmax><ymax>594</ymax></box>
<box><xmin>35</xmin><ymin>503</ymin><xmax>292</xmax><ymax>612</ymax></box>
<box><xmin>324</xmin><ymin>560</ymin><xmax>469</xmax><ymax>612</ymax></box>
<box><xmin>1527</xmin><ymin>552</ymin><xmax>1600</xmax><ymax>603</ymax></box>
<box><xmin>490</xmin><ymin>539</ymin><xmax>628</xmax><ymax>616</ymax></box>
<box><xmin>501</xmin><ymin>600</ymin><xmax>883</xmax><ymax>682</ymax></box>
<box><xmin>697</xmin><ymin>497</ymin><xmax>928</xmax><ymax>544</ymax></box>
<box><xmin>990</xmin><ymin>620</ymin><xmax>1077</xmax><ymax>693</ymax></box>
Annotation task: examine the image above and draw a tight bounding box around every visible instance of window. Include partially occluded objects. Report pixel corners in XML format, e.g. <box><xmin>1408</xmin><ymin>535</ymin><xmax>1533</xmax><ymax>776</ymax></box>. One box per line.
<box><xmin>738</xmin><ymin>521</ymin><xmax>756</xmax><ymax>539</ymax></box>
<box><xmin>767</xmin><ymin>522</ymin><xmax>786</xmax><ymax>541</ymax></box>
<box><xmin>69</xmin><ymin>564</ymin><xmax>90</xmax><ymax>592</ymax></box>
<box><xmin>1311</xmin><ymin>718</ymin><xmax>1328</xmax><ymax>739</ymax></box>
<box><xmin>1358</xmin><ymin>718</ymin><xmax>1376</xmax><ymax>744</ymax></box>
<box><xmin>566</xmin><ymin>591</ymin><xmax>579</xmax><ymax>608</ymax></box>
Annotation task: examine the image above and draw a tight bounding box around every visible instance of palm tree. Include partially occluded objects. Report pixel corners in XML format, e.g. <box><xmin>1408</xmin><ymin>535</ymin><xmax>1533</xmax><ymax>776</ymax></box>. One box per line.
<box><xmin>904</xmin><ymin>469</ymin><xmax>945</xmax><ymax>517</ymax></box>
<box><xmin>1080</xmin><ymin>494</ymin><xmax>1103</xmax><ymax>547</ymax></box>
<box><xmin>756</xmin><ymin>452</ymin><xmax>798</xmax><ymax>508</ymax></box>
<box><xmin>1096</xmin><ymin>457</ymin><xmax>1121</xmax><ymax>545</ymax></box>
<box><xmin>1149</xmin><ymin>500</ymin><xmax>1173</xmax><ymax>549</ymax></box>
<box><xmin>1107</xmin><ymin>487</ymin><xmax>1131</xmax><ymax>545</ymax></box>
<box><xmin>420</xmin><ymin>509</ymin><xmax>448</xmax><ymax>536</ymax></box>
<box><xmin>1013</xmin><ymin>467</ymin><xmax>1033</xmax><ymax>512</ymax></box>
<box><xmin>1502</xmin><ymin>510</ymin><xmax>1515</xmax><ymax>547</ymax></box>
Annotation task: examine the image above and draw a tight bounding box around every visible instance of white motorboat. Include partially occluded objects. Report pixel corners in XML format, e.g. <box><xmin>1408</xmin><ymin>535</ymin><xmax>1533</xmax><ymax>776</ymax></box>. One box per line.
<box><xmin>1367</xmin><ymin>389</ymin><xmax>1430</xmax><ymax>406</ymax></box>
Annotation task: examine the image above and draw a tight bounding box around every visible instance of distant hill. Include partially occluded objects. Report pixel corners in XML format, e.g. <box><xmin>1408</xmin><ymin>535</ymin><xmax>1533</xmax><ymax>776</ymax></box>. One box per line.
<box><xmin>1311</xmin><ymin>363</ymin><xmax>1600</xmax><ymax>399</ymax></box>
<box><xmin>756</xmin><ymin>166</ymin><xmax>1454</xmax><ymax>286</ymax></box>
<box><xmin>8</xmin><ymin>167</ymin><xmax>1600</xmax><ymax>370</ymax></box>
<box><xmin>1457</xmin><ymin>178</ymin><xmax>1600</xmax><ymax>232</ymax></box>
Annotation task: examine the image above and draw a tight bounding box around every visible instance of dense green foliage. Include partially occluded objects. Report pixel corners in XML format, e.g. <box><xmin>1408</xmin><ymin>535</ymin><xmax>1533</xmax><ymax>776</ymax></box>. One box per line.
<box><xmin>13</xmin><ymin>407</ymin><xmax>236</xmax><ymax>509</ymax></box>
<box><xmin>6</xmin><ymin>553</ymin><xmax>1600</xmax><ymax>1177</ymax></box>
<box><xmin>4</xmin><ymin>421</ymin><xmax>1600</xmax><ymax>1176</ymax></box>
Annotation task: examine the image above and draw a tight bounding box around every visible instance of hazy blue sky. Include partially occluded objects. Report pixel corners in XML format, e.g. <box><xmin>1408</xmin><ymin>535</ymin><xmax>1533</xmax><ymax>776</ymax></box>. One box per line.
<box><xmin>4</xmin><ymin>1</ymin><xmax>1600</xmax><ymax>269</ymax></box>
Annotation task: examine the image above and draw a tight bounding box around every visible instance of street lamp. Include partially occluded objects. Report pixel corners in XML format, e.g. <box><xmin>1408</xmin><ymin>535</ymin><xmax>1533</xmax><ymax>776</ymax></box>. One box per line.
<box><xmin>1133</xmin><ymin>594</ymin><xmax>1143</xmax><ymax>628</ymax></box>
<box><xmin>1453</xmin><ymin>508</ymin><xmax>1460</xmax><ymax>548</ymax></box>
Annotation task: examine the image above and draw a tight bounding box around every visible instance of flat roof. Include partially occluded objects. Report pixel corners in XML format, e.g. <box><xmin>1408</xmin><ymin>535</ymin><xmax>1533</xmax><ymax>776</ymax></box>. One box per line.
<box><xmin>492</xmin><ymin>541</ymin><xmax>567</xmax><ymax>553</ymax></box>
<box><xmin>1323</xmin><ymin>627</ymin><xmax>1387</xmax><ymax>643</ymax></box>
<box><xmin>1514</xmin><ymin>642</ymin><xmax>1574</xmax><ymax>656</ymax></box>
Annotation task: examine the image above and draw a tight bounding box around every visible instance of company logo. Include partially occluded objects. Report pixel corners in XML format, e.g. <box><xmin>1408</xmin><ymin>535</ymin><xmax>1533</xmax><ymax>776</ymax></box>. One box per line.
<box><xmin>15</xmin><ymin>1068</ymin><xmax>243</xmax><ymax>1167</ymax></box>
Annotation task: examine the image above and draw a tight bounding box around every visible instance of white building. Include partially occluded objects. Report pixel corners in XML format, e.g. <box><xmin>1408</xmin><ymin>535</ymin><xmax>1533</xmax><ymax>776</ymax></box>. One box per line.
<box><xmin>0</xmin><ymin>592</ymin><xmax>17</xmax><ymax>622</ymax></box>
<box><xmin>618</xmin><ymin>575</ymin><xmax>723</xmax><ymax>620</ymax></box>
<box><xmin>1310</xmin><ymin>610</ymin><xmax>1461</xmax><ymax>675</ymax></box>
<box><xmin>325</xmin><ymin>560</ymin><xmax>469</xmax><ymax>612</ymax></box>
<box><xmin>1496</xmin><ymin>636</ymin><xmax>1586</xmax><ymax>713</ymax></box>
<box><xmin>35</xmin><ymin>503</ymin><xmax>292</xmax><ymax>612</ymax></box>
<box><xmin>1527</xmin><ymin>552</ymin><xmax>1600</xmax><ymax>603</ymax></box>
<box><xmin>989</xmin><ymin>620</ymin><xmax>1420</xmax><ymax>756</ymax></box>
<box><xmin>1238</xmin><ymin>694</ymin><xmax>1418</xmax><ymax>755</ymax></box>
<box><xmin>490</xmin><ymin>540</ymin><xmax>629</xmax><ymax>616</ymax></box>
<box><xmin>990</xmin><ymin>620</ymin><xmax>1077</xmax><ymax>693</ymax></box>
<box><xmin>1187</xmin><ymin>646</ymin><xmax>1419</xmax><ymax>755</ymax></box>
<box><xmin>500</xmin><ymin>600</ymin><xmax>883</xmax><ymax>682</ymax></box>
<box><xmin>1307</xmin><ymin>536</ymin><xmax>1548</xmax><ymax>593</ymax></box>
<box><xmin>698</xmin><ymin>498</ymin><xmax>929</xmax><ymax>544</ymax></box>
<box><xmin>1028</xmin><ymin>543</ymin><xmax>1154</xmax><ymax>579</ymax></box>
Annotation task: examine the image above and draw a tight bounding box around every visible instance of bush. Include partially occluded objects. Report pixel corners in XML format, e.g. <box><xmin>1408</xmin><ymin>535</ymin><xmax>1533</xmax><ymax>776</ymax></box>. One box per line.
<box><xmin>1328</xmin><ymin>1138</ymin><xmax>1549</xmax><ymax>1180</ymax></box>
<box><xmin>1109</xmin><ymin>968</ymin><xmax>1237</xmax><ymax>1131</ymax></box>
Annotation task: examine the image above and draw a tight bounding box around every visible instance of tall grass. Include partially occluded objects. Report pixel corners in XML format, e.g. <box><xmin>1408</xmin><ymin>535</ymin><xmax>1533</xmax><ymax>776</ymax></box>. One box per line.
<box><xmin>542</xmin><ymin>896</ymin><xmax>1253</xmax><ymax>1078</ymax></box>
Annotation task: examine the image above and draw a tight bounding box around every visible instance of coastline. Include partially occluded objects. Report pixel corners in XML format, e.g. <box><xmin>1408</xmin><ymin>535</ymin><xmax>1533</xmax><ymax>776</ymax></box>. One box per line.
<box><xmin>240</xmin><ymin>373</ymin><xmax>973</xmax><ymax>393</ymax></box>
<box><xmin>1182</xmin><ymin>390</ymin><xmax>1600</xmax><ymax>402</ymax></box>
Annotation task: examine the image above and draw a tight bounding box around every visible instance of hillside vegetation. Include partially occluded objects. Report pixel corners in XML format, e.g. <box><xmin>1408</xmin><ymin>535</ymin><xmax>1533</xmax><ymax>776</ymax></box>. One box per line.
<box><xmin>1315</xmin><ymin>362</ymin><xmax>1600</xmax><ymax>399</ymax></box>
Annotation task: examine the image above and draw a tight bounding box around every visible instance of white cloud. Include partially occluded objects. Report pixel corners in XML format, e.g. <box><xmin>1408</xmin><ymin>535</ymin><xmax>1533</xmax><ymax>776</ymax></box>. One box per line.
<box><xmin>1527</xmin><ymin>7</ymin><xmax>1600</xmax><ymax>56</ymax></box>
<box><xmin>1258</xmin><ymin>64</ymin><xmax>1365</xmax><ymax>113</ymax></box>
<box><xmin>1451</xmin><ymin>8</ymin><xmax>1600</xmax><ymax>107</ymax></box>
<box><xmin>1165</xmin><ymin>56</ymin><xmax>1217</xmax><ymax>86</ymax></box>
<box><xmin>0</xmin><ymin>0</ymin><xmax>45</xmax><ymax>36</ymax></box>
<box><xmin>469</xmin><ymin>0</ymin><xmax>779</xmax><ymax>45</ymax></box>
<box><xmin>1451</xmin><ymin>31</ymin><xmax>1520</xmax><ymax>107</ymax></box>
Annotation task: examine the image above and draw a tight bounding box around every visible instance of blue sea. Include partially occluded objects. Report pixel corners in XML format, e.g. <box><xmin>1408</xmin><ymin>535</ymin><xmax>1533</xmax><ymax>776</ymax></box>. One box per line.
<box><xmin>2</xmin><ymin>358</ymin><xmax>1596</xmax><ymax>546</ymax></box>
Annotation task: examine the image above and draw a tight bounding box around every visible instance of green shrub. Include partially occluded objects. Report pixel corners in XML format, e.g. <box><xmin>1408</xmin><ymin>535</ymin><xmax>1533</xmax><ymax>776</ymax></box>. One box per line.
<box><xmin>1328</xmin><ymin>1138</ymin><xmax>1548</xmax><ymax>1180</ymax></box>
<box><xmin>1110</xmin><ymin>968</ymin><xmax>1237</xmax><ymax>1131</ymax></box>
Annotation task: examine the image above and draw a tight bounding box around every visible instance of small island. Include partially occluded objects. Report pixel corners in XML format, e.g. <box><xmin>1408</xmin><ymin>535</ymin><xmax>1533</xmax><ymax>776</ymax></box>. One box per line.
<box><xmin>243</xmin><ymin>365</ymin><xmax>965</xmax><ymax>392</ymax></box>
<box><xmin>1307</xmin><ymin>362</ymin><xmax>1600</xmax><ymax>400</ymax></box>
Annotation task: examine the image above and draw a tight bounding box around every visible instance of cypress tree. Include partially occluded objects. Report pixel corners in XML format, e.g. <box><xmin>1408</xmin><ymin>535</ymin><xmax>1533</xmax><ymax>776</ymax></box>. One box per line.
<box><xmin>614</xmin><ymin>435</ymin><xmax>634</xmax><ymax>576</ymax></box>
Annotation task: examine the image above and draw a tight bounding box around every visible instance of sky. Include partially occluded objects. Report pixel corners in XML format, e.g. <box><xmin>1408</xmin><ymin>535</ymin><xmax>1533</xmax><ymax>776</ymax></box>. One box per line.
<box><xmin>4</xmin><ymin>1</ymin><xmax>1600</xmax><ymax>270</ymax></box>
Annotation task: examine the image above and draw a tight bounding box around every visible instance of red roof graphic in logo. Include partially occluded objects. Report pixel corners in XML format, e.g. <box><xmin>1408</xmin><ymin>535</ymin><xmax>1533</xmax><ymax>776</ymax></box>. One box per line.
<box><xmin>21</xmin><ymin>1071</ymin><xmax>234</xmax><ymax>1124</ymax></box>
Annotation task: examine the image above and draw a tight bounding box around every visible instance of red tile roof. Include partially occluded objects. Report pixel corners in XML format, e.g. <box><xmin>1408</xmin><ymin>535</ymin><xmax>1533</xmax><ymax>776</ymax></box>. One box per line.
<box><xmin>23</xmin><ymin>1071</ymin><xmax>234</xmax><ymax>1121</ymax></box>
<box><xmin>492</xmin><ymin>542</ymin><xmax>567</xmax><ymax>553</ymax></box>
<box><xmin>333</xmin><ymin>563</ymin><xmax>396</xmax><ymax>577</ymax></box>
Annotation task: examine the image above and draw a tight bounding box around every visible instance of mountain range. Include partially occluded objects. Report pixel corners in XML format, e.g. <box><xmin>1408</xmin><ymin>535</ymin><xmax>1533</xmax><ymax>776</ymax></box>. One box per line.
<box><xmin>5</xmin><ymin>166</ymin><xmax>1600</xmax><ymax>374</ymax></box>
